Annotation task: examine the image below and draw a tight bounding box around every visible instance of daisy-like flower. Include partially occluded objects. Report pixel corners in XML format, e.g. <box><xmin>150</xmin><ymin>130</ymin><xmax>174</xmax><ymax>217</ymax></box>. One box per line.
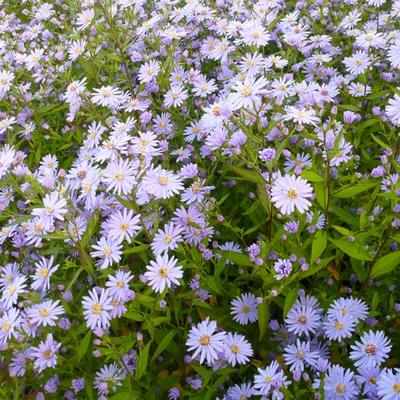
<box><xmin>285</xmin><ymin>295</ymin><xmax>322</xmax><ymax>336</ymax></box>
<box><xmin>31</xmin><ymin>334</ymin><xmax>61</xmax><ymax>372</ymax></box>
<box><xmin>230</xmin><ymin>293</ymin><xmax>258</xmax><ymax>325</ymax></box>
<box><xmin>105</xmin><ymin>270</ymin><xmax>135</xmax><ymax>301</ymax></box>
<box><xmin>91</xmin><ymin>86</ymin><xmax>122</xmax><ymax>108</ymax></box>
<box><xmin>253</xmin><ymin>361</ymin><xmax>290</xmax><ymax>397</ymax></box>
<box><xmin>27</xmin><ymin>300</ymin><xmax>65</xmax><ymax>327</ymax></box>
<box><xmin>323</xmin><ymin>314</ymin><xmax>356</xmax><ymax>341</ymax></box>
<box><xmin>377</xmin><ymin>368</ymin><xmax>400</xmax><ymax>400</ymax></box>
<box><xmin>82</xmin><ymin>288</ymin><xmax>114</xmax><ymax>330</ymax></box>
<box><xmin>223</xmin><ymin>332</ymin><xmax>253</xmax><ymax>367</ymax></box>
<box><xmin>322</xmin><ymin>365</ymin><xmax>359</xmax><ymax>400</ymax></box>
<box><xmin>229</xmin><ymin>76</ymin><xmax>267</xmax><ymax>110</ymax></box>
<box><xmin>31</xmin><ymin>255</ymin><xmax>59</xmax><ymax>293</ymax></box>
<box><xmin>151</xmin><ymin>222</ymin><xmax>183</xmax><ymax>255</ymax></box>
<box><xmin>144</xmin><ymin>253</ymin><xmax>183</xmax><ymax>293</ymax></box>
<box><xmin>273</xmin><ymin>258</ymin><xmax>293</xmax><ymax>280</ymax></box>
<box><xmin>106</xmin><ymin>208</ymin><xmax>141</xmax><ymax>244</ymax></box>
<box><xmin>1</xmin><ymin>275</ymin><xmax>27</xmax><ymax>309</ymax></box>
<box><xmin>386</xmin><ymin>93</ymin><xmax>400</xmax><ymax>126</ymax></box>
<box><xmin>327</xmin><ymin>297</ymin><xmax>369</xmax><ymax>322</ymax></box>
<box><xmin>138</xmin><ymin>60</ymin><xmax>160</xmax><ymax>83</ymax></box>
<box><xmin>283</xmin><ymin>340</ymin><xmax>319</xmax><ymax>373</ymax></box>
<box><xmin>186</xmin><ymin>317</ymin><xmax>226</xmax><ymax>365</ymax></box>
<box><xmin>90</xmin><ymin>237</ymin><xmax>122</xmax><ymax>270</ymax></box>
<box><xmin>0</xmin><ymin>308</ymin><xmax>21</xmax><ymax>343</ymax></box>
<box><xmin>227</xmin><ymin>382</ymin><xmax>255</xmax><ymax>400</ymax></box>
<box><xmin>350</xmin><ymin>330</ymin><xmax>392</xmax><ymax>368</ymax></box>
<box><xmin>164</xmin><ymin>85</ymin><xmax>188</xmax><ymax>108</ymax></box>
<box><xmin>94</xmin><ymin>363</ymin><xmax>124</xmax><ymax>396</ymax></box>
<box><xmin>388</xmin><ymin>39</ymin><xmax>400</xmax><ymax>69</ymax></box>
<box><xmin>68</xmin><ymin>39</ymin><xmax>86</xmax><ymax>61</ymax></box>
<box><xmin>343</xmin><ymin>51</ymin><xmax>371</xmax><ymax>76</ymax></box>
<box><xmin>271</xmin><ymin>174</ymin><xmax>313</xmax><ymax>215</ymax></box>
<box><xmin>0</xmin><ymin>70</ymin><xmax>14</xmax><ymax>97</ymax></box>
<box><xmin>141</xmin><ymin>166</ymin><xmax>184</xmax><ymax>200</ymax></box>
<box><xmin>241</xmin><ymin>20</ymin><xmax>270</xmax><ymax>46</ymax></box>
<box><xmin>76</xmin><ymin>8</ymin><xmax>94</xmax><ymax>31</ymax></box>
<box><xmin>102</xmin><ymin>159</ymin><xmax>138</xmax><ymax>195</ymax></box>
<box><xmin>31</xmin><ymin>191</ymin><xmax>68</xmax><ymax>222</ymax></box>
<box><xmin>283</xmin><ymin>106</ymin><xmax>320</xmax><ymax>126</ymax></box>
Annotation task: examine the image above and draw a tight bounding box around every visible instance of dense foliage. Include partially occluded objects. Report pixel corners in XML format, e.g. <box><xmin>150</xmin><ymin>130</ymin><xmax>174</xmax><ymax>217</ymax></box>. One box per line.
<box><xmin>0</xmin><ymin>0</ymin><xmax>400</xmax><ymax>398</ymax></box>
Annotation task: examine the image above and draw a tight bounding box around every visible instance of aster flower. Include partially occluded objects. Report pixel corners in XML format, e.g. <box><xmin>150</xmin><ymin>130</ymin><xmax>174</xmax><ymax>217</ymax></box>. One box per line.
<box><xmin>141</xmin><ymin>166</ymin><xmax>184</xmax><ymax>200</ymax></box>
<box><xmin>94</xmin><ymin>363</ymin><xmax>124</xmax><ymax>396</ymax></box>
<box><xmin>283</xmin><ymin>339</ymin><xmax>319</xmax><ymax>373</ymax></box>
<box><xmin>0</xmin><ymin>308</ymin><xmax>21</xmax><ymax>343</ymax></box>
<box><xmin>350</xmin><ymin>330</ymin><xmax>392</xmax><ymax>368</ymax></box>
<box><xmin>91</xmin><ymin>86</ymin><xmax>122</xmax><ymax>109</ymax></box>
<box><xmin>27</xmin><ymin>300</ymin><xmax>65</xmax><ymax>327</ymax></box>
<box><xmin>144</xmin><ymin>253</ymin><xmax>183</xmax><ymax>293</ymax></box>
<box><xmin>320</xmin><ymin>365</ymin><xmax>359</xmax><ymax>400</ymax></box>
<box><xmin>386</xmin><ymin>93</ymin><xmax>400</xmax><ymax>126</ymax></box>
<box><xmin>105</xmin><ymin>208</ymin><xmax>141</xmax><ymax>244</ymax></box>
<box><xmin>285</xmin><ymin>295</ymin><xmax>322</xmax><ymax>337</ymax></box>
<box><xmin>31</xmin><ymin>191</ymin><xmax>68</xmax><ymax>222</ymax></box>
<box><xmin>223</xmin><ymin>332</ymin><xmax>253</xmax><ymax>367</ymax></box>
<box><xmin>105</xmin><ymin>270</ymin><xmax>134</xmax><ymax>301</ymax></box>
<box><xmin>283</xmin><ymin>106</ymin><xmax>320</xmax><ymax>126</ymax></box>
<box><xmin>31</xmin><ymin>255</ymin><xmax>59</xmax><ymax>293</ymax></box>
<box><xmin>253</xmin><ymin>361</ymin><xmax>290</xmax><ymax>397</ymax></box>
<box><xmin>138</xmin><ymin>60</ymin><xmax>161</xmax><ymax>83</ymax></box>
<box><xmin>240</xmin><ymin>20</ymin><xmax>271</xmax><ymax>46</ymax></box>
<box><xmin>82</xmin><ymin>288</ymin><xmax>114</xmax><ymax>330</ymax></box>
<box><xmin>377</xmin><ymin>368</ymin><xmax>400</xmax><ymax>400</ymax></box>
<box><xmin>102</xmin><ymin>159</ymin><xmax>138</xmax><ymax>196</ymax></box>
<box><xmin>230</xmin><ymin>293</ymin><xmax>258</xmax><ymax>325</ymax></box>
<box><xmin>1</xmin><ymin>275</ymin><xmax>27</xmax><ymax>309</ymax></box>
<box><xmin>186</xmin><ymin>317</ymin><xmax>226</xmax><ymax>365</ymax></box>
<box><xmin>273</xmin><ymin>258</ymin><xmax>293</xmax><ymax>280</ymax></box>
<box><xmin>229</xmin><ymin>76</ymin><xmax>267</xmax><ymax>110</ymax></box>
<box><xmin>323</xmin><ymin>314</ymin><xmax>356</xmax><ymax>341</ymax></box>
<box><xmin>271</xmin><ymin>174</ymin><xmax>313</xmax><ymax>215</ymax></box>
<box><xmin>90</xmin><ymin>237</ymin><xmax>122</xmax><ymax>270</ymax></box>
<box><xmin>151</xmin><ymin>222</ymin><xmax>183</xmax><ymax>255</ymax></box>
<box><xmin>343</xmin><ymin>51</ymin><xmax>371</xmax><ymax>76</ymax></box>
<box><xmin>31</xmin><ymin>334</ymin><xmax>61</xmax><ymax>373</ymax></box>
<box><xmin>226</xmin><ymin>382</ymin><xmax>255</xmax><ymax>400</ymax></box>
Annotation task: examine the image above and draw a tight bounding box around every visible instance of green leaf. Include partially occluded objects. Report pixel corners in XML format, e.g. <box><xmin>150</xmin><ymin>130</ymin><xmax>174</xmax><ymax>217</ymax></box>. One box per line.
<box><xmin>332</xmin><ymin>225</ymin><xmax>351</xmax><ymax>236</ymax></box>
<box><xmin>330</xmin><ymin>238</ymin><xmax>372</xmax><ymax>261</ymax></box>
<box><xmin>218</xmin><ymin>251</ymin><xmax>253</xmax><ymax>266</ymax></box>
<box><xmin>229</xmin><ymin>165</ymin><xmax>265</xmax><ymax>184</ymax></box>
<box><xmin>151</xmin><ymin>329</ymin><xmax>177</xmax><ymax>362</ymax></box>
<box><xmin>135</xmin><ymin>341</ymin><xmax>152</xmax><ymax>380</ymax></box>
<box><xmin>258</xmin><ymin>300</ymin><xmax>269</xmax><ymax>340</ymax></box>
<box><xmin>311</xmin><ymin>231</ymin><xmax>328</xmax><ymax>264</ymax></box>
<box><xmin>283</xmin><ymin>287</ymin><xmax>298</xmax><ymax>317</ymax></box>
<box><xmin>332</xmin><ymin>181</ymin><xmax>378</xmax><ymax>198</ymax></box>
<box><xmin>314</xmin><ymin>182</ymin><xmax>326</xmax><ymax>208</ymax></box>
<box><xmin>81</xmin><ymin>211</ymin><xmax>99</xmax><ymax>249</ymax></box>
<box><xmin>76</xmin><ymin>330</ymin><xmax>91</xmax><ymax>362</ymax></box>
<box><xmin>370</xmin><ymin>251</ymin><xmax>400</xmax><ymax>279</ymax></box>
<box><xmin>302</xmin><ymin>170</ymin><xmax>325</xmax><ymax>182</ymax></box>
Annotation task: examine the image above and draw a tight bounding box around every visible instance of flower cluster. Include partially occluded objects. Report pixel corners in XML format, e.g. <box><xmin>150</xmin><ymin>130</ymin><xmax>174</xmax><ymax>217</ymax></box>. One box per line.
<box><xmin>0</xmin><ymin>0</ymin><xmax>399</xmax><ymax>398</ymax></box>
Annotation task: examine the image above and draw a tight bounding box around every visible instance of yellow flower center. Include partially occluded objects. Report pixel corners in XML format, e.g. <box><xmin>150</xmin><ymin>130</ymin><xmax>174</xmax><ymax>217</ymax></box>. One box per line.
<box><xmin>287</xmin><ymin>188</ymin><xmax>298</xmax><ymax>200</ymax></box>
<box><xmin>199</xmin><ymin>335</ymin><xmax>210</xmax><ymax>346</ymax></box>
<box><xmin>92</xmin><ymin>303</ymin><xmax>102</xmax><ymax>315</ymax></box>
<box><xmin>158</xmin><ymin>176</ymin><xmax>169</xmax><ymax>186</ymax></box>
<box><xmin>231</xmin><ymin>344</ymin><xmax>240</xmax><ymax>353</ymax></box>
<box><xmin>336</xmin><ymin>384</ymin><xmax>345</xmax><ymax>394</ymax></box>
